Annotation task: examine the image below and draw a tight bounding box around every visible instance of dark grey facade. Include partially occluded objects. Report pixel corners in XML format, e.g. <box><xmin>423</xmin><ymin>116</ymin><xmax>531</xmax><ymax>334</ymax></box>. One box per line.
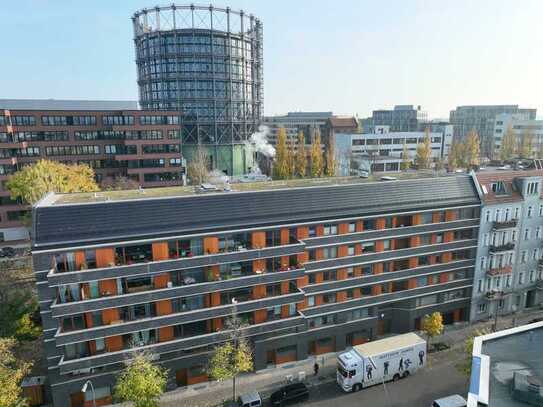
<box><xmin>32</xmin><ymin>175</ymin><xmax>481</xmax><ymax>407</ymax></box>
<box><xmin>371</xmin><ymin>105</ymin><xmax>428</xmax><ymax>132</ymax></box>
<box><xmin>132</xmin><ymin>4</ymin><xmax>263</xmax><ymax>176</ymax></box>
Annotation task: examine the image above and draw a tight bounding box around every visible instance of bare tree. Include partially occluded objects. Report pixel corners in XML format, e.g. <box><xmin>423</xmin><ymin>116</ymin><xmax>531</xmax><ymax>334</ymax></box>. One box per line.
<box><xmin>187</xmin><ymin>145</ymin><xmax>211</xmax><ymax>185</ymax></box>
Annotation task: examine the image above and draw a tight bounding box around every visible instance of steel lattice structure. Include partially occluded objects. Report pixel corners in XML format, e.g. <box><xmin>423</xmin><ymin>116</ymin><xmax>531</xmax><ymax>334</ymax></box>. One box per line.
<box><xmin>132</xmin><ymin>4</ymin><xmax>263</xmax><ymax>148</ymax></box>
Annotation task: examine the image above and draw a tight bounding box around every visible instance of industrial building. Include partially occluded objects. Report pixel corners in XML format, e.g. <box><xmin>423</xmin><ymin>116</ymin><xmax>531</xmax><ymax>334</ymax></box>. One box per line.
<box><xmin>33</xmin><ymin>174</ymin><xmax>479</xmax><ymax>406</ymax></box>
<box><xmin>0</xmin><ymin>99</ymin><xmax>185</xmax><ymax>242</ymax></box>
<box><xmin>132</xmin><ymin>4</ymin><xmax>264</xmax><ymax>176</ymax></box>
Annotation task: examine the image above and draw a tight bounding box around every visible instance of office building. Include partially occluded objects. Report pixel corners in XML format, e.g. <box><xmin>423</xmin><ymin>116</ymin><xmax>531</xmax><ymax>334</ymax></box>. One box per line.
<box><xmin>493</xmin><ymin>113</ymin><xmax>543</xmax><ymax>156</ymax></box>
<box><xmin>0</xmin><ymin>99</ymin><xmax>185</xmax><ymax>242</ymax></box>
<box><xmin>33</xmin><ymin>174</ymin><xmax>479</xmax><ymax>406</ymax></box>
<box><xmin>132</xmin><ymin>5</ymin><xmax>263</xmax><ymax>176</ymax></box>
<box><xmin>469</xmin><ymin>170</ymin><xmax>543</xmax><ymax>322</ymax></box>
<box><xmin>449</xmin><ymin>105</ymin><xmax>537</xmax><ymax>157</ymax></box>
<box><xmin>262</xmin><ymin>112</ymin><xmax>333</xmax><ymax>146</ymax></box>
<box><xmin>371</xmin><ymin>105</ymin><xmax>428</xmax><ymax>132</ymax></box>
<box><xmin>335</xmin><ymin>125</ymin><xmax>453</xmax><ymax>176</ymax></box>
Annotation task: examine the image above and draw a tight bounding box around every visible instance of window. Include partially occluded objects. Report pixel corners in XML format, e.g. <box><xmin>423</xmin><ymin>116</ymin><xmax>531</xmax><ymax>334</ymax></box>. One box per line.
<box><xmin>485</xmin><ymin>210</ymin><xmax>491</xmax><ymax>222</ymax></box>
<box><xmin>537</xmin><ymin>227</ymin><xmax>542</xmax><ymax>239</ymax></box>
<box><xmin>533</xmin><ymin>249</ymin><xmax>539</xmax><ymax>260</ymax></box>
<box><xmin>521</xmin><ymin>251</ymin><xmax>527</xmax><ymax>263</ymax></box>
<box><xmin>539</xmin><ymin>205</ymin><xmax>543</xmax><ymax>216</ymax></box>
<box><xmin>486</xmin><ymin>278</ymin><xmax>491</xmax><ymax>290</ymax></box>
<box><xmin>512</xmin><ymin>230</ymin><xmax>517</xmax><ymax>241</ymax></box>
<box><xmin>479</xmin><ymin>256</ymin><xmax>486</xmax><ymax>269</ymax></box>
<box><xmin>348</xmin><ymin>222</ymin><xmax>356</xmax><ymax>233</ymax></box>
<box><xmin>528</xmin><ymin>206</ymin><xmax>533</xmax><ymax>218</ymax></box>
<box><xmin>477</xmin><ymin>279</ymin><xmax>483</xmax><ymax>292</ymax></box>
<box><xmin>506</xmin><ymin>275</ymin><xmax>511</xmax><ymax>287</ymax></box>
<box><xmin>514</xmin><ymin>207</ymin><xmax>520</xmax><ymax>219</ymax></box>
<box><xmin>102</xmin><ymin>115</ymin><xmax>134</xmax><ymax>126</ymax></box>
<box><xmin>362</xmin><ymin>219</ymin><xmax>375</xmax><ymax>230</ymax></box>
<box><xmin>495</xmin><ymin>276</ymin><xmax>501</xmax><ymax>288</ymax></box>
<box><xmin>307</xmin><ymin>296</ymin><xmax>315</xmax><ymax>307</ymax></box>
<box><xmin>478</xmin><ymin>303</ymin><xmax>487</xmax><ymax>313</ymax></box>
<box><xmin>11</xmin><ymin>115</ymin><xmax>36</xmax><ymax>126</ymax></box>
<box><xmin>323</xmin><ymin>224</ymin><xmax>338</xmax><ymax>236</ymax></box>
<box><xmin>530</xmin><ymin>270</ymin><xmax>535</xmax><ymax>282</ymax></box>
<box><xmin>524</xmin><ymin>228</ymin><xmax>530</xmax><ymax>240</ymax></box>
<box><xmin>347</xmin><ymin>245</ymin><xmax>355</xmax><ymax>256</ymax></box>
<box><xmin>322</xmin><ymin>246</ymin><xmax>337</xmax><ymax>259</ymax></box>
<box><xmin>519</xmin><ymin>272</ymin><xmax>524</xmax><ymax>285</ymax></box>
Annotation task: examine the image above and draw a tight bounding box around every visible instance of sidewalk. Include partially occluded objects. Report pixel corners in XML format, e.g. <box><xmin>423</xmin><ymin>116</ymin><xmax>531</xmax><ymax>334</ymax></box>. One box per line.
<box><xmin>158</xmin><ymin>307</ymin><xmax>543</xmax><ymax>407</ymax></box>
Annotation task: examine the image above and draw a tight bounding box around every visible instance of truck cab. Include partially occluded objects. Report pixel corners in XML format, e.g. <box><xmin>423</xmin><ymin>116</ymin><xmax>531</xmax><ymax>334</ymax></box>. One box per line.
<box><xmin>337</xmin><ymin>350</ymin><xmax>365</xmax><ymax>392</ymax></box>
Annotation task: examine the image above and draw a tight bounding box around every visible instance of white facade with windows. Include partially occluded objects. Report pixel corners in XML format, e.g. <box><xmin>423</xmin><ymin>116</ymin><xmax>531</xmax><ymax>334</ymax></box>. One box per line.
<box><xmin>471</xmin><ymin>172</ymin><xmax>543</xmax><ymax>322</ymax></box>
<box><xmin>493</xmin><ymin>113</ymin><xmax>543</xmax><ymax>155</ymax></box>
<box><xmin>335</xmin><ymin>125</ymin><xmax>453</xmax><ymax>176</ymax></box>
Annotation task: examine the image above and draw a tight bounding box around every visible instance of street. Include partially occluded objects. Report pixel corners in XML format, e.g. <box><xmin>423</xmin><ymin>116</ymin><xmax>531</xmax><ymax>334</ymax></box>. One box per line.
<box><xmin>300</xmin><ymin>357</ymin><xmax>468</xmax><ymax>406</ymax></box>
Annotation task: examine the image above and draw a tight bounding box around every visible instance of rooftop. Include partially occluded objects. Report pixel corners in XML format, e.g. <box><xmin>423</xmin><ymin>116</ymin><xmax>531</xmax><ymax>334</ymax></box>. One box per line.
<box><xmin>46</xmin><ymin>172</ymin><xmax>455</xmax><ymax>206</ymax></box>
<box><xmin>32</xmin><ymin>173</ymin><xmax>480</xmax><ymax>249</ymax></box>
<box><xmin>468</xmin><ymin>321</ymin><xmax>543</xmax><ymax>406</ymax></box>
<box><xmin>0</xmin><ymin>99</ymin><xmax>139</xmax><ymax>111</ymax></box>
<box><xmin>475</xmin><ymin>169</ymin><xmax>543</xmax><ymax>204</ymax></box>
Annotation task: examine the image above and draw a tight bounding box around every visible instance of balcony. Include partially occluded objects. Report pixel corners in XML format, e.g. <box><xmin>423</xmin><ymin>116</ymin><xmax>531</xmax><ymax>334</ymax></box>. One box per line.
<box><xmin>536</xmin><ymin>279</ymin><xmax>543</xmax><ymax>290</ymax></box>
<box><xmin>492</xmin><ymin>219</ymin><xmax>517</xmax><ymax>230</ymax></box>
<box><xmin>489</xmin><ymin>242</ymin><xmax>515</xmax><ymax>253</ymax></box>
<box><xmin>484</xmin><ymin>290</ymin><xmax>508</xmax><ymax>300</ymax></box>
<box><xmin>486</xmin><ymin>265</ymin><xmax>512</xmax><ymax>277</ymax></box>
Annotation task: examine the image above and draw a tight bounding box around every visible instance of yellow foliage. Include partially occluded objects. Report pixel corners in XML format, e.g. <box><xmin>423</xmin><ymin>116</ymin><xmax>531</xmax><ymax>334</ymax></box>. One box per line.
<box><xmin>295</xmin><ymin>131</ymin><xmax>307</xmax><ymax>177</ymax></box>
<box><xmin>0</xmin><ymin>338</ymin><xmax>32</xmax><ymax>407</ymax></box>
<box><xmin>310</xmin><ymin>131</ymin><xmax>323</xmax><ymax>178</ymax></box>
<box><xmin>422</xmin><ymin>311</ymin><xmax>444</xmax><ymax>339</ymax></box>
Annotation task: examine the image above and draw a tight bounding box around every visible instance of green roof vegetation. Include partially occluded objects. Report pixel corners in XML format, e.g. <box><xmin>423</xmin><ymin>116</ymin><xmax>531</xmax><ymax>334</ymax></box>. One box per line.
<box><xmin>51</xmin><ymin>171</ymin><xmax>443</xmax><ymax>206</ymax></box>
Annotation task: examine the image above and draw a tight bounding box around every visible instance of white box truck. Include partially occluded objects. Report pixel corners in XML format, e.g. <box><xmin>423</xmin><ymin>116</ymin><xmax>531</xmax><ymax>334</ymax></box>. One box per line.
<box><xmin>337</xmin><ymin>332</ymin><xmax>427</xmax><ymax>392</ymax></box>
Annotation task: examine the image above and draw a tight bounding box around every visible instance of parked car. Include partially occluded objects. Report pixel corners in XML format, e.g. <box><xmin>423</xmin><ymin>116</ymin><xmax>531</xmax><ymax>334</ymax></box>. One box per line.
<box><xmin>270</xmin><ymin>383</ymin><xmax>309</xmax><ymax>406</ymax></box>
<box><xmin>238</xmin><ymin>391</ymin><xmax>262</xmax><ymax>407</ymax></box>
<box><xmin>380</xmin><ymin>176</ymin><xmax>397</xmax><ymax>181</ymax></box>
<box><xmin>358</xmin><ymin>170</ymin><xmax>370</xmax><ymax>178</ymax></box>
<box><xmin>431</xmin><ymin>394</ymin><xmax>467</xmax><ymax>407</ymax></box>
<box><xmin>0</xmin><ymin>247</ymin><xmax>16</xmax><ymax>258</ymax></box>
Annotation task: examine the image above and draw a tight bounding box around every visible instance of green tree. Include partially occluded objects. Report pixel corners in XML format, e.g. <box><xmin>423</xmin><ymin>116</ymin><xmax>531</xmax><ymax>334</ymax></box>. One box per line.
<box><xmin>0</xmin><ymin>287</ymin><xmax>39</xmax><ymax>340</ymax></box>
<box><xmin>464</xmin><ymin>130</ymin><xmax>481</xmax><ymax>168</ymax></box>
<box><xmin>324</xmin><ymin>143</ymin><xmax>336</xmax><ymax>177</ymax></box>
<box><xmin>401</xmin><ymin>141</ymin><xmax>410</xmax><ymax>171</ymax></box>
<box><xmin>295</xmin><ymin>131</ymin><xmax>307</xmax><ymax>177</ymax></box>
<box><xmin>422</xmin><ymin>312</ymin><xmax>444</xmax><ymax>352</ymax></box>
<box><xmin>6</xmin><ymin>160</ymin><xmax>99</xmax><ymax>205</ymax></box>
<box><xmin>310</xmin><ymin>130</ymin><xmax>323</xmax><ymax>178</ymax></box>
<box><xmin>208</xmin><ymin>309</ymin><xmax>253</xmax><ymax>402</ymax></box>
<box><xmin>114</xmin><ymin>353</ymin><xmax>168</xmax><ymax>407</ymax></box>
<box><xmin>458</xmin><ymin>328</ymin><xmax>492</xmax><ymax>376</ymax></box>
<box><xmin>500</xmin><ymin>125</ymin><xmax>516</xmax><ymax>161</ymax></box>
<box><xmin>187</xmin><ymin>145</ymin><xmax>210</xmax><ymax>185</ymax></box>
<box><xmin>273</xmin><ymin>127</ymin><xmax>290</xmax><ymax>180</ymax></box>
<box><xmin>519</xmin><ymin>130</ymin><xmax>535</xmax><ymax>159</ymax></box>
<box><xmin>415</xmin><ymin>128</ymin><xmax>432</xmax><ymax>169</ymax></box>
<box><xmin>0</xmin><ymin>338</ymin><xmax>32</xmax><ymax>407</ymax></box>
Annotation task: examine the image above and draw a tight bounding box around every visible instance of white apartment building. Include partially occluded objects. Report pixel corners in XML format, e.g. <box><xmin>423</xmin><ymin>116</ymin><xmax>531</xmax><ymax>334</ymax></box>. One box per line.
<box><xmin>493</xmin><ymin>113</ymin><xmax>543</xmax><ymax>155</ymax></box>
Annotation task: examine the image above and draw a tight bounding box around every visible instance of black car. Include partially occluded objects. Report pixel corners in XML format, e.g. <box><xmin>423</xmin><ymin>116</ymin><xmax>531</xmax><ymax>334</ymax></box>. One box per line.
<box><xmin>0</xmin><ymin>247</ymin><xmax>15</xmax><ymax>258</ymax></box>
<box><xmin>270</xmin><ymin>383</ymin><xmax>309</xmax><ymax>406</ymax></box>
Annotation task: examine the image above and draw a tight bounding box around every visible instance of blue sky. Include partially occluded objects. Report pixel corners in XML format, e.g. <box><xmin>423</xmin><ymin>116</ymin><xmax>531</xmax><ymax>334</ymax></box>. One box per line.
<box><xmin>1</xmin><ymin>0</ymin><xmax>542</xmax><ymax>118</ymax></box>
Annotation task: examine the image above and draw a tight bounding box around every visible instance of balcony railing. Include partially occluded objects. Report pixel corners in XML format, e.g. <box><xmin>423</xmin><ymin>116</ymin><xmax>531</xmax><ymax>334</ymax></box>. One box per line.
<box><xmin>485</xmin><ymin>290</ymin><xmax>507</xmax><ymax>300</ymax></box>
<box><xmin>492</xmin><ymin>219</ymin><xmax>517</xmax><ymax>230</ymax></box>
<box><xmin>489</xmin><ymin>242</ymin><xmax>515</xmax><ymax>253</ymax></box>
<box><xmin>486</xmin><ymin>265</ymin><xmax>513</xmax><ymax>277</ymax></box>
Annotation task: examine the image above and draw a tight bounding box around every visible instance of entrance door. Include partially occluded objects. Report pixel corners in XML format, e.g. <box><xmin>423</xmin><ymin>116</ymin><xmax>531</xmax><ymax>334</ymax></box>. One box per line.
<box><xmin>526</xmin><ymin>290</ymin><xmax>536</xmax><ymax>308</ymax></box>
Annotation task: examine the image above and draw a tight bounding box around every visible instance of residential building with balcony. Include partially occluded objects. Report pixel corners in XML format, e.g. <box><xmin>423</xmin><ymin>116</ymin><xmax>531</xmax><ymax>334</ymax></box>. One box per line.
<box><xmin>32</xmin><ymin>174</ymin><xmax>480</xmax><ymax>406</ymax></box>
<box><xmin>470</xmin><ymin>170</ymin><xmax>543</xmax><ymax>322</ymax></box>
<box><xmin>0</xmin><ymin>99</ymin><xmax>185</xmax><ymax>242</ymax></box>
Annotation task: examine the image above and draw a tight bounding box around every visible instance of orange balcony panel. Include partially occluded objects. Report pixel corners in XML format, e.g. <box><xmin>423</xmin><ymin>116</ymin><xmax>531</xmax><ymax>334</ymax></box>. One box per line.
<box><xmin>105</xmin><ymin>335</ymin><xmax>123</xmax><ymax>352</ymax></box>
<box><xmin>158</xmin><ymin>326</ymin><xmax>174</xmax><ymax>342</ymax></box>
<box><xmin>156</xmin><ymin>299</ymin><xmax>173</xmax><ymax>315</ymax></box>
<box><xmin>96</xmin><ymin>248</ymin><xmax>115</xmax><ymax>268</ymax></box>
<box><xmin>376</xmin><ymin>218</ymin><xmax>386</xmax><ymax>230</ymax></box>
<box><xmin>254</xmin><ymin>309</ymin><xmax>267</xmax><ymax>324</ymax></box>
<box><xmin>251</xmin><ymin>231</ymin><xmax>266</xmax><ymax>249</ymax></box>
<box><xmin>152</xmin><ymin>242</ymin><xmax>169</xmax><ymax>261</ymax></box>
<box><xmin>203</xmin><ymin>237</ymin><xmax>219</xmax><ymax>254</ymax></box>
<box><xmin>297</xmin><ymin>226</ymin><xmax>309</xmax><ymax>240</ymax></box>
<box><xmin>154</xmin><ymin>273</ymin><xmax>170</xmax><ymax>288</ymax></box>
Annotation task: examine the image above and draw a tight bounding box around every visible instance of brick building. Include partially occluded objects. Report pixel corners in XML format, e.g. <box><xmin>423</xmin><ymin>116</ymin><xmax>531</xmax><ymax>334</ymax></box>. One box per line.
<box><xmin>32</xmin><ymin>174</ymin><xmax>480</xmax><ymax>406</ymax></box>
<box><xmin>0</xmin><ymin>99</ymin><xmax>185</xmax><ymax>242</ymax></box>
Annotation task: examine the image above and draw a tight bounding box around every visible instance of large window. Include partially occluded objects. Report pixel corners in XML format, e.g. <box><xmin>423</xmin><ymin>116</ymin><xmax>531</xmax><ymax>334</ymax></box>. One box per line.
<box><xmin>168</xmin><ymin>238</ymin><xmax>203</xmax><ymax>258</ymax></box>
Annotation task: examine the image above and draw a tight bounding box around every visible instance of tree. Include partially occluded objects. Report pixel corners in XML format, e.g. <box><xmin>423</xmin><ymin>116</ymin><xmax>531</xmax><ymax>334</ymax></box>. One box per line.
<box><xmin>114</xmin><ymin>352</ymin><xmax>168</xmax><ymax>407</ymax></box>
<box><xmin>415</xmin><ymin>128</ymin><xmax>432</xmax><ymax>169</ymax></box>
<box><xmin>324</xmin><ymin>143</ymin><xmax>336</xmax><ymax>177</ymax></box>
<box><xmin>6</xmin><ymin>160</ymin><xmax>99</xmax><ymax>205</ymax></box>
<box><xmin>295</xmin><ymin>131</ymin><xmax>307</xmax><ymax>177</ymax></box>
<box><xmin>310</xmin><ymin>130</ymin><xmax>323</xmax><ymax>178</ymax></box>
<box><xmin>208</xmin><ymin>308</ymin><xmax>253</xmax><ymax>402</ymax></box>
<box><xmin>519</xmin><ymin>130</ymin><xmax>535</xmax><ymax>159</ymax></box>
<box><xmin>464</xmin><ymin>130</ymin><xmax>481</xmax><ymax>168</ymax></box>
<box><xmin>0</xmin><ymin>338</ymin><xmax>32</xmax><ymax>407</ymax></box>
<box><xmin>273</xmin><ymin>127</ymin><xmax>290</xmax><ymax>180</ymax></box>
<box><xmin>500</xmin><ymin>125</ymin><xmax>516</xmax><ymax>162</ymax></box>
<box><xmin>447</xmin><ymin>141</ymin><xmax>459</xmax><ymax>171</ymax></box>
<box><xmin>187</xmin><ymin>145</ymin><xmax>210</xmax><ymax>185</ymax></box>
<box><xmin>401</xmin><ymin>141</ymin><xmax>410</xmax><ymax>171</ymax></box>
<box><xmin>458</xmin><ymin>328</ymin><xmax>492</xmax><ymax>376</ymax></box>
<box><xmin>422</xmin><ymin>312</ymin><xmax>444</xmax><ymax>352</ymax></box>
<box><xmin>286</xmin><ymin>134</ymin><xmax>295</xmax><ymax>178</ymax></box>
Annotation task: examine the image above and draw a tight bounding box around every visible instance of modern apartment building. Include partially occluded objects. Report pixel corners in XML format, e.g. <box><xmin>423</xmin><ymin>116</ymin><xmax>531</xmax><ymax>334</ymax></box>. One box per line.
<box><xmin>449</xmin><ymin>105</ymin><xmax>537</xmax><ymax>157</ymax></box>
<box><xmin>371</xmin><ymin>105</ymin><xmax>428</xmax><ymax>132</ymax></box>
<box><xmin>493</xmin><ymin>113</ymin><xmax>543</xmax><ymax>155</ymax></box>
<box><xmin>32</xmin><ymin>174</ymin><xmax>480</xmax><ymax>406</ymax></box>
<box><xmin>470</xmin><ymin>170</ymin><xmax>543</xmax><ymax>322</ymax></box>
<box><xmin>335</xmin><ymin>125</ymin><xmax>453</xmax><ymax>175</ymax></box>
<box><xmin>0</xmin><ymin>99</ymin><xmax>185</xmax><ymax>242</ymax></box>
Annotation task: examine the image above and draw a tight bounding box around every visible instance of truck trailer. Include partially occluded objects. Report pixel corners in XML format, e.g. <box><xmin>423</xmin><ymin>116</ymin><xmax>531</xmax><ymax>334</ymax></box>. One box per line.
<box><xmin>337</xmin><ymin>332</ymin><xmax>427</xmax><ymax>392</ymax></box>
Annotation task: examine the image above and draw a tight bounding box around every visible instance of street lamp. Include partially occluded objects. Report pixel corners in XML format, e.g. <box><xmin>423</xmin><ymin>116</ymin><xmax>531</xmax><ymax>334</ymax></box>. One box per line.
<box><xmin>81</xmin><ymin>380</ymin><xmax>96</xmax><ymax>407</ymax></box>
